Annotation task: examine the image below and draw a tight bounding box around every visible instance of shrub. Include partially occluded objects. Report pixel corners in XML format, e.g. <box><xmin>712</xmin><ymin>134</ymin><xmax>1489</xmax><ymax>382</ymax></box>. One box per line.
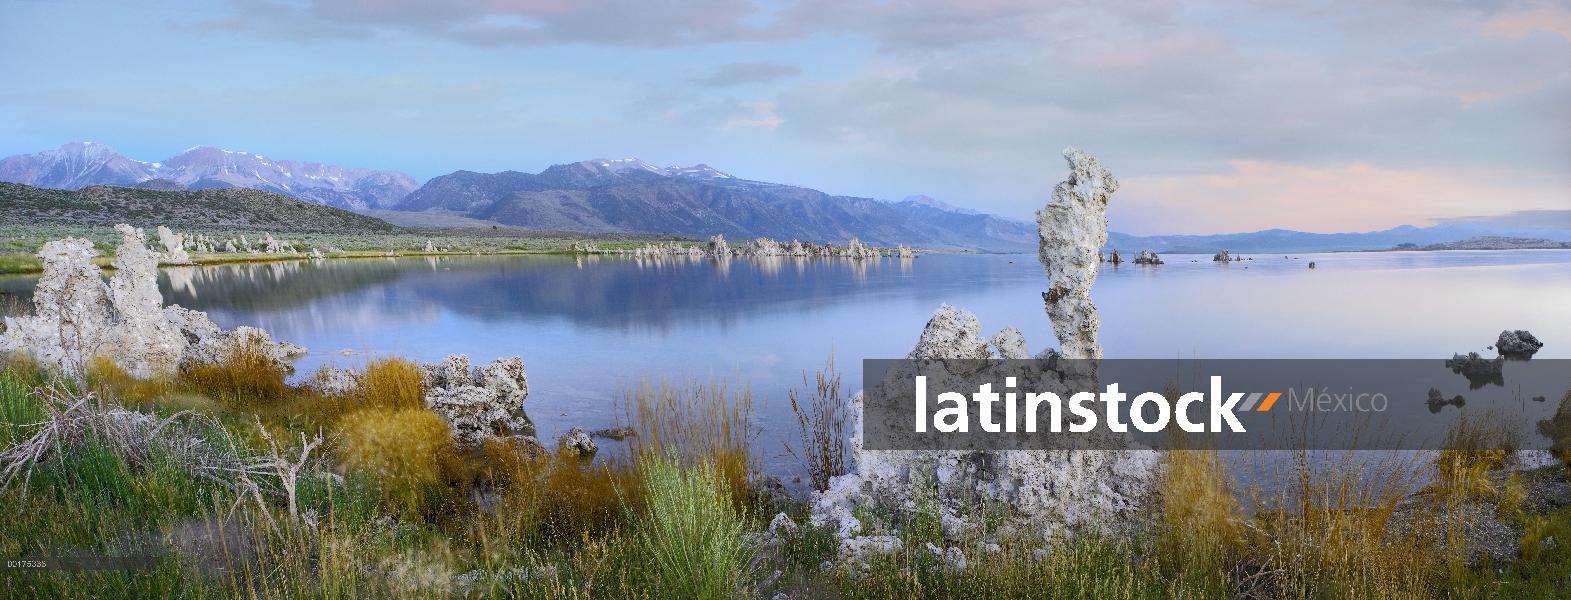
<box><xmin>358</xmin><ymin>356</ymin><xmax>425</xmax><ymax>410</ymax></box>
<box><xmin>336</xmin><ymin>407</ymin><xmax>460</xmax><ymax>519</ymax></box>
<box><xmin>637</xmin><ymin>451</ymin><xmax>750</xmax><ymax>599</ymax></box>
<box><xmin>485</xmin><ymin>437</ymin><xmax>643</xmax><ymax>544</ymax></box>
<box><xmin>786</xmin><ymin>350</ymin><xmax>848</xmax><ymax>492</ymax></box>
<box><xmin>178</xmin><ymin>337</ymin><xmax>289</xmax><ymax>408</ymax></box>
<box><xmin>1154</xmin><ymin>449</ymin><xmax>1241</xmax><ymax>593</ymax></box>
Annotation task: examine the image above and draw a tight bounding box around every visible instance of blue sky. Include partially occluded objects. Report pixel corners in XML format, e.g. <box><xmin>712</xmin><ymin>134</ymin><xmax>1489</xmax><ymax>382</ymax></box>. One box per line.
<box><xmin>1</xmin><ymin>0</ymin><xmax>1567</xmax><ymax>234</ymax></box>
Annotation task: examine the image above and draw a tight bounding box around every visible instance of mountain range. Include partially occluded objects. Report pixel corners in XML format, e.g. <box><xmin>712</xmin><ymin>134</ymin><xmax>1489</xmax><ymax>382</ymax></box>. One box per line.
<box><xmin>4</xmin><ymin>142</ymin><xmax>1567</xmax><ymax>253</ymax></box>
<box><xmin>0</xmin><ymin>142</ymin><xmax>419</xmax><ymax>210</ymax></box>
<box><xmin>393</xmin><ymin>158</ymin><xmax>1036</xmax><ymax>250</ymax></box>
<box><xmin>1106</xmin><ymin>223</ymin><xmax>1571</xmax><ymax>255</ymax></box>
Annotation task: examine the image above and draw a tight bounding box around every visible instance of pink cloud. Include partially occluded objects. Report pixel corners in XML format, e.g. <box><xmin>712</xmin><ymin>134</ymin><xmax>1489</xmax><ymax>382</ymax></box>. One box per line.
<box><xmin>1483</xmin><ymin>6</ymin><xmax>1571</xmax><ymax>42</ymax></box>
<box><xmin>1110</xmin><ymin>161</ymin><xmax>1570</xmax><ymax>235</ymax></box>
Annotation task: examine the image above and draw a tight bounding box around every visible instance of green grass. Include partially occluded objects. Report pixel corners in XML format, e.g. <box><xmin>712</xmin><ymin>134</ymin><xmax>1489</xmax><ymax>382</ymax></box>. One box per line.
<box><xmin>637</xmin><ymin>451</ymin><xmax>752</xmax><ymax>599</ymax></box>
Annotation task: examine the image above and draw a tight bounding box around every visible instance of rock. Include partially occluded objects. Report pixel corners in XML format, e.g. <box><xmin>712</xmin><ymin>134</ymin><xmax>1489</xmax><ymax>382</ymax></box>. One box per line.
<box><xmin>769</xmin><ymin>512</ymin><xmax>799</xmax><ymax>537</ymax></box>
<box><xmin>1308</xmin><ymin>261</ymin><xmax>1316</xmax><ymax>269</ymax></box>
<box><xmin>423</xmin><ymin>240</ymin><xmax>437</xmax><ymax>253</ymax></box>
<box><xmin>1543</xmin><ymin>536</ymin><xmax>1558</xmax><ymax>551</ymax></box>
<box><xmin>897</xmin><ymin>244</ymin><xmax>914</xmax><ymax>259</ymax></box>
<box><xmin>1213</xmin><ymin>250</ymin><xmax>1231</xmax><ymax>262</ymax></box>
<box><xmin>907</xmin><ymin>304</ymin><xmax>995</xmax><ymax>360</ymax></box>
<box><xmin>422</xmin><ymin>354</ymin><xmax>531</xmax><ymax>446</ymax></box>
<box><xmin>0</xmin><ymin>237</ymin><xmax>112</xmax><ymax>374</ymax></box>
<box><xmin>1496</xmin><ymin>330</ymin><xmax>1543</xmax><ymax>357</ymax></box>
<box><xmin>505</xmin><ymin>434</ymin><xmax>546</xmax><ymax>458</ymax></box>
<box><xmin>989</xmin><ymin>326</ymin><xmax>1031</xmax><ymax>359</ymax></box>
<box><xmin>307</xmin><ymin>365</ymin><xmax>362</xmax><ymax>396</ymax></box>
<box><xmin>838</xmin><ymin>535</ymin><xmax>902</xmax><ymax>566</ymax></box>
<box><xmin>2</xmin><ymin>227</ymin><xmax>306</xmax><ymax>381</ymax></box>
<box><xmin>806</xmin><ymin>149</ymin><xmax>1157</xmax><ymax>561</ymax></box>
<box><xmin>1446</xmin><ymin>352</ymin><xmax>1504</xmax><ymax>388</ymax></box>
<box><xmin>1132</xmin><ymin>250</ymin><xmax>1162</xmax><ymax>265</ymax></box>
<box><xmin>1425</xmin><ymin>387</ymin><xmax>1466</xmax><ymax>413</ymax></box>
<box><xmin>1037</xmin><ymin>147</ymin><xmax>1114</xmax><ymax>360</ymax></box>
<box><xmin>157</xmin><ymin>226</ymin><xmax>192</xmax><ymax>265</ymax></box>
<box><xmin>308</xmin><ymin>248</ymin><xmax>325</xmax><ymax>259</ymax></box>
<box><xmin>588</xmin><ymin>426</ymin><xmax>637</xmax><ymax>440</ymax></box>
<box><xmin>559</xmin><ymin>426</ymin><xmax>598</xmax><ymax>457</ymax></box>
<box><xmin>844</xmin><ymin>238</ymin><xmax>879</xmax><ymax>259</ymax></box>
<box><xmin>706</xmin><ymin>234</ymin><xmax>730</xmax><ymax>256</ymax></box>
<box><xmin>104</xmin><ymin>225</ymin><xmax>186</xmax><ymax>379</ymax></box>
<box><xmin>1108</xmin><ymin>249</ymin><xmax>1122</xmax><ymax>264</ymax></box>
<box><xmin>925</xmin><ymin>543</ymin><xmax>968</xmax><ymax>571</ymax></box>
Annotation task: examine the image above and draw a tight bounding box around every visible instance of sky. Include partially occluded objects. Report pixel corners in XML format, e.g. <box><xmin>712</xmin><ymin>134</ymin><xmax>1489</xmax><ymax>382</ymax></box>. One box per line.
<box><xmin>1</xmin><ymin>0</ymin><xmax>1567</xmax><ymax>235</ymax></box>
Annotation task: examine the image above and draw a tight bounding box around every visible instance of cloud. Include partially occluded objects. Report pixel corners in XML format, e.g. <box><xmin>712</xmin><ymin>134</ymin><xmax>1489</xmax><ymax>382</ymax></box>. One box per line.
<box><xmin>196</xmin><ymin>0</ymin><xmax>775</xmax><ymax>47</ymax></box>
<box><xmin>723</xmin><ymin>102</ymin><xmax>782</xmax><ymax>129</ymax></box>
<box><xmin>691</xmin><ymin>62</ymin><xmax>802</xmax><ymax>87</ymax></box>
<box><xmin>1483</xmin><ymin>6</ymin><xmax>1571</xmax><ymax>42</ymax></box>
<box><xmin>1110</xmin><ymin>161</ymin><xmax>1571</xmax><ymax>235</ymax></box>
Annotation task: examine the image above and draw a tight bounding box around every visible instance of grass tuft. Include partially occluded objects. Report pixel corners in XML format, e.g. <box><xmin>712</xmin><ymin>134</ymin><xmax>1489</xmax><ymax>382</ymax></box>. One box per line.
<box><xmin>178</xmin><ymin>336</ymin><xmax>289</xmax><ymax>409</ymax></box>
<box><xmin>358</xmin><ymin>356</ymin><xmax>426</xmax><ymax>410</ymax></box>
<box><xmin>786</xmin><ymin>349</ymin><xmax>848</xmax><ymax>492</ymax></box>
<box><xmin>637</xmin><ymin>451</ymin><xmax>751</xmax><ymax>599</ymax></box>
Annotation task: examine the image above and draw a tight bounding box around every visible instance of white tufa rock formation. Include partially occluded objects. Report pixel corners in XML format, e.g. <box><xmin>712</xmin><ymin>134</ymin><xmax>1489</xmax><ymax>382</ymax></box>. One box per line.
<box><xmin>1036</xmin><ymin>147</ymin><xmax>1116</xmax><ymax>360</ymax></box>
<box><xmin>706</xmin><ymin>234</ymin><xmax>731</xmax><ymax>256</ymax></box>
<box><xmin>1</xmin><ymin>226</ymin><xmax>308</xmax><ymax>381</ymax></box>
<box><xmin>105</xmin><ymin>224</ymin><xmax>187</xmax><ymax>379</ymax></box>
<box><xmin>808</xmin><ymin>148</ymin><xmax>1157</xmax><ymax>557</ymax></box>
<box><xmin>0</xmin><ymin>238</ymin><xmax>112</xmax><ymax>375</ymax></box>
<box><xmin>157</xmin><ymin>226</ymin><xmax>193</xmax><ymax>265</ymax></box>
<box><xmin>421</xmin><ymin>354</ymin><xmax>531</xmax><ymax>446</ymax></box>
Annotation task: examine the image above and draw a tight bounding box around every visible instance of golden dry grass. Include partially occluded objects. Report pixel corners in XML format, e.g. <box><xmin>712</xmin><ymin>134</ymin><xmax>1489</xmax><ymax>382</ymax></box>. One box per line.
<box><xmin>337</xmin><ymin>407</ymin><xmax>462</xmax><ymax>519</ymax></box>
<box><xmin>178</xmin><ymin>338</ymin><xmax>290</xmax><ymax>409</ymax></box>
<box><xmin>483</xmin><ymin>437</ymin><xmax>645</xmax><ymax>545</ymax></box>
<box><xmin>618</xmin><ymin>375</ymin><xmax>755</xmax><ymax>509</ymax></box>
<box><xmin>358</xmin><ymin>356</ymin><xmax>426</xmax><ymax>410</ymax></box>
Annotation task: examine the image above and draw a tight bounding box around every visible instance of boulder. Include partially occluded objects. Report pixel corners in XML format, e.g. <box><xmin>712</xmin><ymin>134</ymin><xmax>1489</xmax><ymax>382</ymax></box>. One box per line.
<box><xmin>558</xmin><ymin>426</ymin><xmax>598</xmax><ymax>457</ymax></box>
<box><xmin>1496</xmin><ymin>330</ymin><xmax>1543</xmax><ymax>357</ymax></box>
<box><xmin>421</xmin><ymin>354</ymin><xmax>531</xmax><ymax>445</ymax></box>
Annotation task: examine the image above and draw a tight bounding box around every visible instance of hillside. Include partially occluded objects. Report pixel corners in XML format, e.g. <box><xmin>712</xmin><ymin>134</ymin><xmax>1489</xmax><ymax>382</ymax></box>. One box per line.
<box><xmin>0</xmin><ymin>182</ymin><xmax>401</xmax><ymax>233</ymax></box>
<box><xmin>396</xmin><ymin>159</ymin><xmax>1035</xmax><ymax>251</ymax></box>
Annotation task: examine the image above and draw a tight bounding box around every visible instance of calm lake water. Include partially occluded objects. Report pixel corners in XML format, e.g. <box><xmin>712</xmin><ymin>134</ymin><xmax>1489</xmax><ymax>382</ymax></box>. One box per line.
<box><xmin>5</xmin><ymin>249</ymin><xmax>1570</xmax><ymax>471</ymax></box>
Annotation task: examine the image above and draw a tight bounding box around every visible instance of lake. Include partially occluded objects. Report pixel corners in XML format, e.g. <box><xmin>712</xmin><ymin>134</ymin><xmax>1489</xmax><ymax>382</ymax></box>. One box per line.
<box><xmin>6</xmin><ymin>249</ymin><xmax>1570</xmax><ymax>471</ymax></box>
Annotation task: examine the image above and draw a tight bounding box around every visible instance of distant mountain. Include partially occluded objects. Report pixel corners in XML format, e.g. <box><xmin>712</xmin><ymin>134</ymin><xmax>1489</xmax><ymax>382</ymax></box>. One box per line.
<box><xmin>0</xmin><ymin>142</ymin><xmax>420</xmax><ymax>210</ymax></box>
<box><xmin>888</xmin><ymin>196</ymin><xmax>1037</xmax><ymax>249</ymax></box>
<box><xmin>1104</xmin><ymin>224</ymin><xmax>1571</xmax><ymax>254</ymax></box>
<box><xmin>396</xmin><ymin>159</ymin><xmax>1035</xmax><ymax>251</ymax></box>
<box><xmin>0</xmin><ymin>182</ymin><xmax>400</xmax><ymax>233</ymax></box>
<box><xmin>1416</xmin><ymin>236</ymin><xmax>1571</xmax><ymax>251</ymax></box>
